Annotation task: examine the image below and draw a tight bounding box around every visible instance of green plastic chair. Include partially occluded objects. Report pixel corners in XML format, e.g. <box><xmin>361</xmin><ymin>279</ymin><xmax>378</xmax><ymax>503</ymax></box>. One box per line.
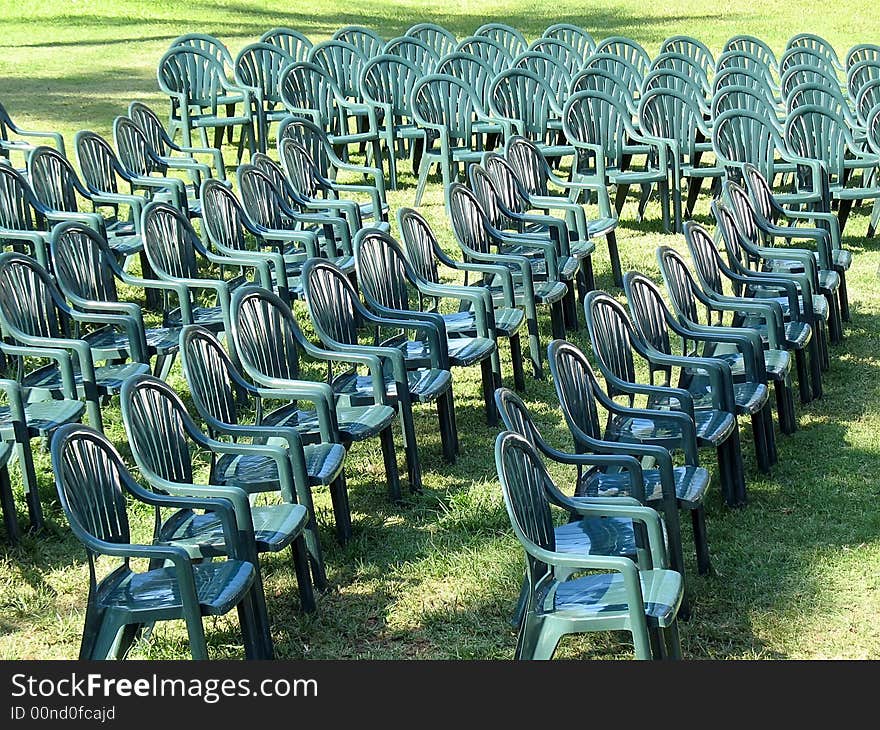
<box><xmin>360</xmin><ymin>54</ymin><xmax>427</xmax><ymax>190</ymax></box>
<box><xmin>406</xmin><ymin>23</ymin><xmax>457</xmax><ymax>58</ymax></box>
<box><xmin>649</xmin><ymin>52</ymin><xmax>712</xmax><ymax>100</ymax></box>
<box><xmin>543</xmin><ymin>23</ymin><xmax>596</xmax><ymax>58</ymax></box>
<box><xmin>781</xmin><ymin>66</ymin><xmax>846</xmax><ymax>105</ymax></box>
<box><xmin>233</xmin><ymin>42</ymin><xmax>292</xmax><ymax>153</ymax></box>
<box><xmin>712</xmin><ymin>66</ymin><xmax>782</xmax><ymax>117</ymax></box>
<box><xmin>455</xmin><ymin>35</ymin><xmax>513</xmax><ymax>75</ymax></box>
<box><xmin>179</xmin><ymin>324</ymin><xmax>349</xmax><ymax>544</ymax></box>
<box><xmin>846</xmin><ymin>43</ymin><xmax>880</xmax><ymax>69</ymax></box>
<box><xmin>0</xmin><ymin>101</ymin><xmax>64</xmax><ymax>171</ymax></box>
<box><xmin>547</xmin><ymin>338</ymin><xmax>708</xmax><ymax>619</ymax></box>
<box><xmin>512</xmin><ymin>51</ymin><xmax>573</xmax><ymax>113</ymax></box>
<box><xmin>49</xmin><ymin>222</ymin><xmax>181</xmax><ymax>379</ymax></box>
<box><xmin>657</xmin><ymin>244</ymin><xmax>798</xmax><ymax>435</ymax></box>
<box><xmin>684</xmin><ymin>221</ymin><xmax>820</xmax><ymax>404</ymax></box>
<box><xmin>354</xmin><ymin>227</ymin><xmax>500</xmax><ymax>424</ymax></box>
<box><xmin>397</xmin><ymin>206</ymin><xmax>526</xmax><ymax>391</ymax></box>
<box><xmin>503</xmin><ymin>135</ymin><xmax>618</xmax><ymax>286</ymax></box>
<box><xmin>302</xmin><ymin>258</ymin><xmax>457</xmax><ymax>484</ymax></box>
<box><xmin>660</xmin><ymin>36</ymin><xmax>715</xmax><ymax>81</ymax></box>
<box><xmin>260</xmin><ymin>27</ymin><xmax>313</xmax><ymax>62</ymax></box>
<box><xmin>594</xmin><ymin>36</ymin><xmax>651</xmax><ymax>78</ymax></box>
<box><xmin>743</xmin><ymin>162</ymin><xmax>851</xmax><ymax>320</ymax></box>
<box><xmin>576</xmin><ymin>54</ymin><xmax>643</xmax><ymax>117</ymax></box>
<box><xmin>623</xmin><ymin>270</ymin><xmax>777</xmax><ymax>477</ymax></box>
<box><xmin>128</xmin><ymin>101</ymin><xmax>227</xmax><ymax>183</ymax></box>
<box><xmin>276</xmin><ymin>115</ymin><xmax>387</xmax><ymax>206</ymax></box>
<box><xmin>779</xmin><ymin>46</ymin><xmax>837</xmax><ymax>79</ymax></box>
<box><xmin>0</xmin><ymin>252</ymin><xmax>150</xmax><ymax>432</ymax></box>
<box><xmin>638</xmin><ymin>86</ymin><xmax>723</xmax><ymax>231</ymax></box>
<box><xmin>0</xmin><ymin>379</ymin><xmax>47</xmax><ymax>543</ymax></box>
<box><xmin>383</xmin><ymin>36</ymin><xmax>439</xmax><ymax>74</ymax></box>
<box><xmin>862</xmin><ymin>105</ymin><xmax>880</xmax><ymax>236</ymax></box>
<box><xmin>50</xmin><ymin>422</ymin><xmax>267</xmax><ymax>660</ymax></box>
<box><xmin>584</xmin><ymin>290</ymin><xmax>745</xmax><ymax>508</ymax></box>
<box><xmin>141</xmin><ymin>201</ymin><xmax>268</xmax><ymax>339</ymax></box>
<box><xmin>448</xmin><ymin>181</ymin><xmax>569</xmax><ymax>379</ymax></box>
<box><xmin>410</xmin><ymin>73</ymin><xmax>486</xmax><ymax>206</ymax></box>
<box><xmin>785</xmin><ymin>104</ymin><xmax>880</xmax><ymax>234</ymax></box>
<box><xmin>157</xmin><ymin>46</ymin><xmax>256</xmax><ymax>161</ymax></box>
<box><xmin>716</xmin><ymin>48</ymin><xmax>780</xmax><ymax>99</ymax></box>
<box><xmin>435</xmin><ymin>52</ymin><xmax>504</xmax><ymax>150</ymax></box>
<box><xmin>309</xmin><ymin>39</ymin><xmax>369</xmax><ymax>109</ymax></box>
<box><xmin>711</xmin><ymin>81</ymin><xmax>781</xmax><ymax>123</ymax></box>
<box><xmin>229</xmin><ymin>284</ymin><xmax>402</xmax><ymax>500</ymax></box>
<box><xmin>495</xmin><ymin>430</ymin><xmax>683</xmax><ymax>660</ymax></box>
<box><xmin>0</xmin><ymin>163</ymin><xmax>64</xmax><ymax>267</ymax></box>
<box><xmin>474</xmin><ymin>23</ymin><xmax>527</xmax><ymax>58</ymax></box>
<box><xmin>528</xmin><ymin>38</ymin><xmax>582</xmax><ymax>77</ymax></box>
<box><xmin>849</xmin><ymin>61</ymin><xmax>880</xmax><ymax>111</ymax></box>
<box><xmin>723</xmin><ymin>35</ymin><xmax>779</xmax><ymax>74</ymax></box>
<box><xmin>562</xmin><ymin>89</ymin><xmax>672</xmax><ymax>231</ymax></box>
<box><xmin>120</xmin><ymin>374</ymin><xmax>317</xmax><ymax>638</ymax></box>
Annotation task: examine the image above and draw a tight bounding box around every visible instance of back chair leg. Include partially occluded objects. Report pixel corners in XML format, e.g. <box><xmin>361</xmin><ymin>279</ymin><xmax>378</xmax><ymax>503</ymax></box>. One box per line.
<box><xmin>379</xmin><ymin>427</ymin><xmax>403</xmax><ymax>502</ymax></box>
<box><xmin>291</xmin><ymin>536</ymin><xmax>316</xmax><ymax>614</ymax></box>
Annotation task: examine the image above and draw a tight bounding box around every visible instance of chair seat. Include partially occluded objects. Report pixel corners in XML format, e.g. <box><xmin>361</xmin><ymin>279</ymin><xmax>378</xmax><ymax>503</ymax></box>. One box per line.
<box><xmin>23</xmin><ymin>361</ymin><xmax>150</xmax><ymax>395</ymax></box>
<box><xmin>166</xmin><ymin>305</ymin><xmax>225</xmax><ymax>331</ymax></box>
<box><xmin>581</xmin><ymin>464</ymin><xmax>709</xmax><ymax>506</ymax></box>
<box><xmin>486</xmin><ymin>279</ymin><xmax>568</xmax><ymax>306</ymax></box>
<box><xmin>397</xmin><ymin>335</ymin><xmax>495</xmax><ymax>368</ymax></box>
<box><xmin>543</xmin><ymin>569</ymin><xmax>682</xmax><ymax>628</ymax></box>
<box><xmin>334</xmin><ymin>366</ymin><xmax>452</xmax><ymax>404</ymax></box>
<box><xmin>214</xmin><ymin>441</ymin><xmax>346</xmax><ymax>490</ymax></box>
<box><xmin>831</xmin><ymin>248</ymin><xmax>852</xmax><ymax>270</ymax></box>
<box><xmin>610</xmin><ymin>405</ymin><xmax>736</xmax><ymax>447</ymax></box>
<box><xmin>161</xmin><ymin>502</ymin><xmax>308</xmax><ymax>555</ymax></box>
<box><xmin>568</xmin><ymin>238</ymin><xmax>597</xmax><ymax>259</ymax></box>
<box><xmin>263</xmin><ymin>401</ymin><xmax>397</xmax><ymax>443</ymax></box>
<box><xmin>85</xmin><ymin>326</ymin><xmax>182</xmax><ymax>357</ymax></box>
<box><xmin>587</xmin><ymin>216</ymin><xmax>618</xmax><ymax>238</ymax></box>
<box><xmin>691</xmin><ymin>380</ymin><xmax>769</xmax><ymax>415</ymax></box>
<box><xmin>554</xmin><ymin>516</ymin><xmax>637</xmax><ymax>557</ymax></box>
<box><xmin>748</xmin><ymin>290</ymin><xmax>829</xmax><ymax>320</ymax></box>
<box><xmin>0</xmin><ymin>399</ymin><xmax>85</xmax><ymax>436</ymax></box>
<box><xmin>100</xmin><ymin>560</ymin><xmax>255</xmax><ymax>620</ymax></box>
<box><xmin>441</xmin><ymin>307</ymin><xmax>524</xmax><ymax>337</ymax></box>
<box><xmin>742</xmin><ymin>317</ymin><xmax>813</xmax><ymax>348</ymax></box>
<box><xmin>106</xmin><ymin>233</ymin><xmax>144</xmax><ymax>257</ymax></box>
<box><xmin>765</xmin><ymin>259</ymin><xmax>842</xmax><ymax>291</ymax></box>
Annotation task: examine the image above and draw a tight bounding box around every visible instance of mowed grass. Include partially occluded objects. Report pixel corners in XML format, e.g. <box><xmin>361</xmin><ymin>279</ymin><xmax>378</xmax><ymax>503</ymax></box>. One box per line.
<box><xmin>2</xmin><ymin>1</ymin><xmax>880</xmax><ymax>660</ymax></box>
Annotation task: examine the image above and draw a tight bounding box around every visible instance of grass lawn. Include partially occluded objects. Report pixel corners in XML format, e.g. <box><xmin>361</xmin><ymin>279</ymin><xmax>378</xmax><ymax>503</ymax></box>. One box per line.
<box><xmin>2</xmin><ymin>1</ymin><xmax>880</xmax><ymax>660</ymax></box>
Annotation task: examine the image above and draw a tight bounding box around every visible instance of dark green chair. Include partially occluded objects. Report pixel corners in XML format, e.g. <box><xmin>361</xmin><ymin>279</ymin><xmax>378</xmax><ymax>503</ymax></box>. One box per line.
<box><xmin>0</xmin><ymin>101</ymin><xmax>64</xmax><ymax>170</ymax></box>
<box><xmin>543</xmin><ymin>24</ymin><xmax>596</xmax><ymax>57</ymax></box>
<box><xmin>474</xmin><ymin>23</ymin><xmax>527</xmax><ymax>59</ymax></box>
<box><xmin>353</xmin><ymin>226</ymin><xmax>499</xmax><ymax>424</ymax></box>
<box><xmin>260</xmin><ymin>27</ymin><xmax>313</xmax><ymax>62</ymax></box>
<box><xmin>495</xmin><ymin>430</ymin><xmax>684</xmax><ymax>660</ymax></box>
<box><xmin>0</xmin><ymin>379</ymin><xmax>43</xmax><ymax>543</ymax></box>
<box><xmin>50</xmin><ymin>422</ymin><xmax>267</xmax><ymax>660</ymax></box>
<box><xmin>233</xmin><ymin>42</ymin><xmax>292</xmax><ymax>153</ymax></box>
<box><xmin>405</xmin><ymin>23</ymin><xmax>457</xmax><ymax>58</ymax></box>
<box><xmin>302</xmin><ymin>258</ymin><xmax>456</xmax><ymax>487</ymax></box>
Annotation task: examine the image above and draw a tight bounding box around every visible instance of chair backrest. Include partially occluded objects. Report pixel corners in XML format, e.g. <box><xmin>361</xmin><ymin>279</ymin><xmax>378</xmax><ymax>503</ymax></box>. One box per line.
<box><xmin>75</xmin><ymin>131</ymin><xmax>127</xmax><ymax>195</ymax></box>
<box><xmin>353</xmin><ymin>227</ymin><xmax>415</xmax><ymax>312</ymax></box>
<box><xmin>639</xmin><ymin>86</ymin><xmax>705</xmax><ymax>155</ymax></box>
<box><xmin>505</xmin><ymin>135</ymin><xmax>550</xmax><ymax>197</ymax></box>
<box><xmin>234</xmin><ymin>42</ymin><xmax>291</xmax><ymax>105</ymax></box>
<box><xmin>710</xmin><ymin>83</ymin><xmax>778</xmax><ymax>119</ymax></box>
<box><xmin>847</xmin><ymin>43</ymin><xmax>880</xmax><ymax>70</ymax></box>
<box><xmin>0</xmin><ymin>165</ymin><xmax>43</xmax><ymax>231</ymax></box>
<box><xmin>236</xmin><ymin>162</ymin><xmax>294</xmax><ymax>233</ymax></box>
<box><xmin>260</xmin><ymin>27</ymin><xmax>313</xmax><ymax>62</ymax></box>
<box><xmin>361</xmin><ymin>55</ymin><xmax>424</xmax><ymax>118</ymax></box>
<box><xmin>113</xmin><ymin>116</ymin><xmax>160</xmax><ymax>177</ymax></box>
<box><xmin>50</xmin><ymin>222</ymin><xmax>121</xmax><ymax>305</ymax></box>
<box><xmin>711</xmin><ymin>108</ymin><xmax>785</xmax><ymax>182</ymax></box>
<box><xmin>784</xmin><ymin>104</ymin><xmax>850</xmax><ymax>178</ymax></box>
<box><xmin>712</xmin><ymin>65</ymin><xmax>779</xmax><ymax>105</ymax></box>
<box><xmin>455</xmin><ymin>35</ymin><xmax>513</xmax><ymax>75</ymax></box>
<box><xmin>301</xmin><ymin>258</ymin><xmax>363</xmax><ymax>347</ymax></box>
<box><xmin>656</xmin><ymin>245</ymin><xmax>707</xmax><ymax>327</ymax></box>
<box><xmin>716</xmin><ymin>49</ymin><xmax>777</xmax><ymax>91</ymax></box>
<box><xmin>278</xmin><ymin>137</ymin><xmax>322</xmax><ymax>200</ymax></box>
<box><xmin>494</xmin><ymin>431</ymin><xmax>556</xmax><ymax>587</ymax></box>
<box><xmin>528</xmin><ymin>37</ymin><xmax>582</xmax><ymax>76</ymax></box>
<box><xmin>26</xmin><ymin>145</ymin><xmax>81</xmax><ymax>213</ymax></box>
<box><xmin>436</xmin><ymin>52</ymin><xmax>495</xmax><ymax>107</ymax></box>
<box><xmin>622</xmin><ymin>271</ymin><xmax>674</xmax><ymax>359</ymax></box>
<box><xmin>474</xmin><ymin>23</ymin><xmax>528</xmax><ymax>58</ymax></box>
<box><xmin>723</xmin><ymin>35</ymin><xmax>778</xmax><ymax>73</ymax></box>
<box><xmin>489</xmin><ymin>67</ymin><xmax>562</xmax><ymax>143</ymax></box>
<box><xmin>276</xmin><ymin>115</ymin><xmax>334</xmax><ymax>179</ymax></box>
<box><xmin>583</xmin><ymin>291</ymin><xmax>639</xmax><ymax>399</ymax></box>
<box><xmin>141</xmin><ymin>201</ymin><xmax>203</xmax><ymax>279</ymax></box>
<box><xmin>397</xmin><ymin>207</ymin><xmax>442</xmax><ymax>284</ymax></box>
<box><xmin>512</xmin><ymin>51</ymin><xmax>572</xmax><ymax>99</ymax></box>
<box><xmin>128</xmin><ymin>101</ymin><xmax>174</xmax><ymax>157</ymax></box>
<box><xmin>382</xmin><ymin>37</ymin><xmax>439</xmax><ymax>74</ymax></box>
<box><xmin>563</xmin><ymin>88</ymin><xmax>631</xmax><ymax>169</ymax></box>
<box><xmin>51</xmin><ymin>425</ymin><xmax>133</xmax><ymax>552</ymax></box>
<box><xmin>785</xmin><ymin>82</ymin><xmax>853</xmax><ymax>129</ymax></box>
<box><xmin>847</xmin><ymin>59</ymin><xmax>880</xmax><ymax>102</ymax></box>
<box><xmin>309</xmin><ymin>39</ymin><xmax>367</xmax><ymax>99</ymax></box>
<box><xmin>120</xmin><ymin>374</ymin><xmax>197</xmax><ymax>485</ymax></box>
<box><xmin>405</xmin><ymin>23</ymin><xmax>457</xmax><ymax>58</ymax></box>
<box><xmin>741</xmin><ymin>162</ymin><xmax>776</xmax><ymax>220</ymax></box>
<box><xmin>781</xmin><ymin>64</ymin><xmax>840</xmax><ymax>101</ymax></box>
<box><xmin>867</xmin><ymin>104</ymin><xmax>880</xmax><ymax>157</ymax></box>
<box><xmin>580</xmin><ymin>53</ymin><xmax>642</xmax><ymax>115</ymax></box>
<box><xmin>495</xmin><ymin>386</ymin><xmax>543</xmax><ymax>449</ymax></box>
<box><xmin>660</xmin><ymin>35</ymin><xmax>715</xmax><ymax>78</ymax></box>
<box><xmin>484</xmin><ymin>153</ymin><xmax>528</xmax><ymax>219</ymax></box>
<box><xmin>594</xmin><ymin>36</ymin><xmax>650</xmax><ymax>77</ymax></box>
<box><xmin>713</xmin><ymin>195</ymin><xmax>756</xmax><ymax>275</ymax></box>
<box><xmin>543</xmin><ymin>23</ymin><xmax>596</xmax><ymax>57</ymax></box>
<box><xmin>447</xmin><ymin>182</ymin><xmax>493</xmax><ymax>256</ymax></box>
<box><xmin>279</xmin><ymin>61</ymin><xmax>342</xmax><ymax>133</ymax></box>
<box><xmin>179</xmin><ymin>324</ymin><xmax>245</xmax><ymax>429</ymax></box>
<box><xmin>779</xmin><ymin>46</ymin><xmax>834</xmax><ymax>78</ymax></box>
<box><xmin>683</xmin><ymin>221</ymin><xmax>727</xmax><ymax>297</ymax></box>
<box><xmin>0</xmin><ymin>252</ymin><xmax>67</xmax><ymax>338</ymax></box>
<box><xmin>411</xmin><ymin>74</ymin><xmax>477</xmax><ymax>145</ymax></box>
<box><xmin>468</xmin><ymin>162</ymin><xmax>515</xmax><ymax>230</ymax></box>
<box><xmin>786</xmin><ymin>33</ymin><xmax>841</xmax><ymax>69</ymax></box>
<box><xmin>332</xmin><ymin>25</ymin><xmax>384</xmax><ymax>60</ymax></box>
<box><xmin>200</xmin><ymin>177</ymin><xmax>250</xmax><ymax>253</ymax></box>
<box><xmin>169</xmin><ymin>33</ymin><xmax>233</xmax><ymax>68</ymax></box>
<box><xmin>547</xmin><ymin>339</ymin><xmax>605</xmax><ymax>442</ymax></box>
<box><xmin>649</xmin><ymin>52</ymin><xmax>711</xmax><ymax>98</ymax></box>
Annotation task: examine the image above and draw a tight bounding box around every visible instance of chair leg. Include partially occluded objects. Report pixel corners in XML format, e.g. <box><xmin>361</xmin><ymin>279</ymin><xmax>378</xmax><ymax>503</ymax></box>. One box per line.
<box><xmin>510</xmin><ymin>575</ymin><xmax>529</xmax><ymax>628</ymax></box>
<box><xmin>763</xmin><ymin>401</ymin><xmax>778</xmax><ymax>466</ymax></box>
<box><xmin>436</xmin><ymin>391</ymin><xmax>457</xmax><ymax>464</ymax></box>
<box><xmin>397</xmin><ymin>398</ymin><xmax>423</xmax><ymax>492</ymax></box>
<box><xmin>237</xmin><ymin>592</ymin><xmax>266</xmax><ymax>660</ymax></box>
<box><xmin>0</xmin><ymin>465</ymin><xmax>20</xmax><ymax>545</ymax></box>
<box><xmin>648</xmin><ymin>625</ymin><xmax>666</xmax><ymax>660</ymax></box>
<box><xmin>379</xmin><ymin>426</ymin><xmax>402</xmax><ymax>502</ymax></box>
<box><xmin>526</xmin><ymin>312</ymin><xmax>543</xmax><ymax>379</ymax></box>
<box><xmin>291</xmin><ymin>536</ymin><xmax>316</xmax><ymax>614</ymax></box>
<box><xmin>530</xmin><ymin>626</ymin><xmax>560</xmax><ymax>660</ymax></box>
<box><xmin>413</xmin><ymin>158</ymin><xmax>431</xmax><ymax>206</ymax></box>
<box><xmin>662</xmin><ymin>499</ymin><xmax>689</xmax><ymax>621</ymax></box>
<box><xmin>691</xmin><ymin>506</ymin><xmax>711</xmax><ymax>575</ymax></box>
<box><xmin>808</xmin><ymin>335</ymin><xmax>823</xmax><ymax>399</ymax></box>
<box><xmin>563</xmin><ymin>282</ymin><xmax>578</xmax><ymax>331</ymax></box>
<box><xmin>509</xmin><ymin>332</ymin><xmax>526</xmax><ymax>392</ymax></box>
<box><xmin>837</xmin><ymin>268</ymin><xmax>850</xmax><ymax>321</ymax></box>
<box><xmin>664</xmin><ymin>620</ymin><xmax>683</xmax><ymax>660</ymax></box>
<box><xmin>774</xmin><ymin>377</ymin><xmax>797</xmax><ymax>435</ymax></box>
<box><xmin>685</xmin><ymin>175</ymin><xmax>704</xmax><ymax>219</ymax></box>
<box><xmin>329</xmin><ymin>473</ymin><xmax>353</xmax><ymax>545</ymax></box>
<box><xmin>550</xmin><ymin>301</ymin><xmax>566</xmax><ymax>341</ymax></box>
<box><xmin>514</xmin><ymin>610</ymin><xmax>543</xmax><ymax>660</ymax></box>
<box><xmin>794</xmin><ymin>348</ymin><xmax>812</xmax><ymax>403</ymax></box>
<box><xmin>16</xmin><ymin>439</ymin><xmax>41</xmax><ymax>532</ymax></box>
<box><xmin>606</xmin><ymin>231</ymin><xmax>623</xmax><ymax>288</ymax></box>
<box><xmin>481</xmin><ymin>357</ymin><xmax>498</xmax><ymax>426</ymax></box>
<box><xmin>632</xmin><ymin>625</ymin><xmax>653</xmax><ymax>660</ymax></box>
<box><xmin>614</xmin><ymin>183</ymin><xmax>630</xmax><ymax>216</ymax></box>
<box><xmin>751</xmin><ymin>410</ymin><xmax>773</xmax><ymax>474</ymax></box>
